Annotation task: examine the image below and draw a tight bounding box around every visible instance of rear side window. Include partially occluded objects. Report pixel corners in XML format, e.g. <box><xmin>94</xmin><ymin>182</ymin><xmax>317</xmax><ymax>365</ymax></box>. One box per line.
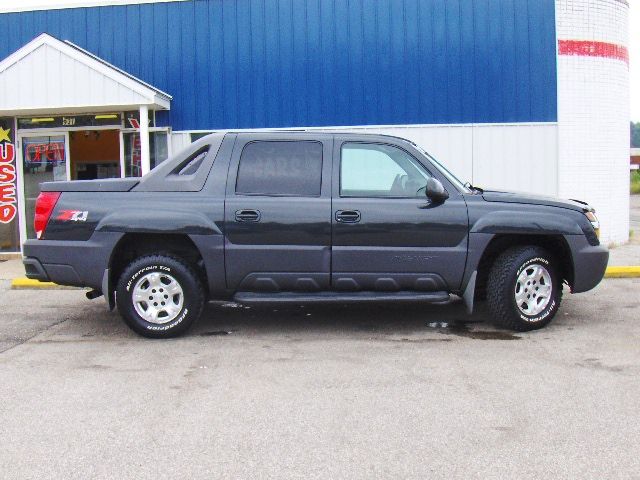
<box><xmin>176</xmin><ymin>147</ymin><xmax>209</xmax><ymax>176</ymax></box>
<box><xmin>236</xmin><ymin>141</ymin><xmax>323</xmax><ymax>196</ymax></box>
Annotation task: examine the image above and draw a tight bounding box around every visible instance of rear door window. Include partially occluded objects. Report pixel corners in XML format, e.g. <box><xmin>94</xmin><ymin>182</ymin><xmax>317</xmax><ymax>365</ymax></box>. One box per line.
<box><xmin>236</xmin><ymin>141</ymin><xmax>323</xmax><ymax>196</ymax></box>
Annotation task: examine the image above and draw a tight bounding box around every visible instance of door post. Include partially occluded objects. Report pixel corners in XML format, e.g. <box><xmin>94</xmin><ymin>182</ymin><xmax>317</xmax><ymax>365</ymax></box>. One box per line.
<box><xmin>139</xmin><ymin>104</ymin><xmax>150</xmax><ymax>175</ymax></box>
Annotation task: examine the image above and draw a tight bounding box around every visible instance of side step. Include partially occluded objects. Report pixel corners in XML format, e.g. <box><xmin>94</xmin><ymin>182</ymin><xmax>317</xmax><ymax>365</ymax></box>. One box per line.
<box><xmin>233</xmin><ymin>291</ymin><xmax>451</xmax><ymax>305</ymax></box>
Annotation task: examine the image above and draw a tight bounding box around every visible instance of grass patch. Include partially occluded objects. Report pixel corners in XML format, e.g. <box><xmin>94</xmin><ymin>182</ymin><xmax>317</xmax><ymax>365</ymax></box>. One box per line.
<box><xmin>632</xmin><ymin>170</ymin><xmax>640</xmax><ymax>194</ymax></box>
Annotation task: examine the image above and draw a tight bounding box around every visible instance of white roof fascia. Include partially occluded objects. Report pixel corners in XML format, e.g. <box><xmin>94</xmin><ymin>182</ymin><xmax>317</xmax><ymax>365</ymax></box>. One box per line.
<box><xmin>0</xmin><ymin>33</ymin><xmax>171</xmax><ymax>109</ymax></box>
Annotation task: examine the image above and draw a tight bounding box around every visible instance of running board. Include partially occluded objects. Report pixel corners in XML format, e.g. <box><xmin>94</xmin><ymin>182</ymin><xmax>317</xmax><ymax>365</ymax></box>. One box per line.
<box><xmin>233</xmin><ymin>291</ymin><xmax>451</xmax><ymax>304</ymax></box>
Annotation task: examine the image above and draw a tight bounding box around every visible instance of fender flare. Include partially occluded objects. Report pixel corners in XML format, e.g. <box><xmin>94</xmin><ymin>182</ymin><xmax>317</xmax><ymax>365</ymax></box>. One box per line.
<box><xmin>461</xmin><ymin>209</ymin><xmax>587</xmax><ymax>309</ymax></box>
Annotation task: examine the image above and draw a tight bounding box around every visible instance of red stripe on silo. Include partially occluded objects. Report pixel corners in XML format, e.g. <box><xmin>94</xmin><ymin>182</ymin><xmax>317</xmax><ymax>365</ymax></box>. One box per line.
<box><xmin>558</xmin><ymin>40</ymin><xmax>629</xmax><ymax>65</ymax></box>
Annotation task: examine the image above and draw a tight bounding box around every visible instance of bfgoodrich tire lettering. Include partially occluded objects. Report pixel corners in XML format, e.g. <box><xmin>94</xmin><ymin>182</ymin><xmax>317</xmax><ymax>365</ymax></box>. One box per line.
<box><xmin>487</xmin><ymin>246</ymin><xmax>563</xmax><ymax>332</ymax></box>
<box><xmin>116</xmin><ymin>254</ymin><xmax>204</xmax><ymax>338</ymax></box>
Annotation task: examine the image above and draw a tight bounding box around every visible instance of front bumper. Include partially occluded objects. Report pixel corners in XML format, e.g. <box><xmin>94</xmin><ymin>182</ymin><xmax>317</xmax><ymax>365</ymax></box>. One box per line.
<box><xmin>565</xmin><ymin>235</ymin><xmax>609</xmax><ymax>293</ymax></box>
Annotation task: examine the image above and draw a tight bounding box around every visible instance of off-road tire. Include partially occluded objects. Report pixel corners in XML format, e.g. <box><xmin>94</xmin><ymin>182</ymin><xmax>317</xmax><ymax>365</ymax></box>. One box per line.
<box><xmin>487</xmin><ymin>246</ymin><xmax>562</xmax><ymax>331</ymax></box>
<box><xmin>116</xmin><ymin>254</ymin><xmax>205</xmax><ymax>338</ymax></box>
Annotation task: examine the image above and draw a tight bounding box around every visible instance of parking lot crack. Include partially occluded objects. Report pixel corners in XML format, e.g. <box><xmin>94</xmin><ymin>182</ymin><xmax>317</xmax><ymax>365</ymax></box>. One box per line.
<box><xmin>0</xmin><ymin>316</ymin><xmax>72</xmax><ymax>356</ymax></box>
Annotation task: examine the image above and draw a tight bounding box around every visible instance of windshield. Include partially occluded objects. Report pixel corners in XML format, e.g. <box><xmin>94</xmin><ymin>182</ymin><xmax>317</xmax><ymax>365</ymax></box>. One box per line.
<box><xmin>408</xmin><ymin>141</ymin><xmax>471</xmax><ymax>193</ymax></box>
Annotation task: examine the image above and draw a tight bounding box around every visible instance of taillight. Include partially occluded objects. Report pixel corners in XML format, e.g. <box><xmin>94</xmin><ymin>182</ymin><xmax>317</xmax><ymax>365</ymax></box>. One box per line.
<box><xmin>34</xmin><ymin>192</ymin><xmax>61</xmax><ymax>239</ymax></box>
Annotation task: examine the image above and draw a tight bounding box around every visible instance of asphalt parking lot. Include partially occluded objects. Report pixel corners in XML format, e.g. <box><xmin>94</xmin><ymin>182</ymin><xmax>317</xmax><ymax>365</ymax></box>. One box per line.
<box><xmin>0</xmin><ymin>276</ymin><xmax>639</xmax><ymax>479</ymax></box>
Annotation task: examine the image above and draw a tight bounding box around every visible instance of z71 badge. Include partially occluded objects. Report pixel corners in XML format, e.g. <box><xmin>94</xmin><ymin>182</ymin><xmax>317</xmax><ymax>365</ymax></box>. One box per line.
<box><xmin>57</xmin><ymin>210</ymin><xmax>88</xmax><ymax>222</ymax></box>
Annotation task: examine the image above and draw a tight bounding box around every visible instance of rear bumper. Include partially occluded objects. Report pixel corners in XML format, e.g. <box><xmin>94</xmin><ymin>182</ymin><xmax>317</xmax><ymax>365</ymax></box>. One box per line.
<box><xmin>566</xmin><ymin>235</ymin><xmax>609</xmax><ymax>293</ymax></box>
<box><xmin>22</xmin><ymin>232</ymin><xmax>123</xmax><ymax>289</ymax></box>
<box><xmin>23</xmin><ymin>257</ymin><xmax>50</xmax><ymax>282</ymax></box>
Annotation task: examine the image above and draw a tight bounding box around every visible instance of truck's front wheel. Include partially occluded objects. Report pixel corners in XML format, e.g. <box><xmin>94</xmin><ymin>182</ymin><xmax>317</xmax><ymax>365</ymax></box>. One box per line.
<box><xmin>487</xmin><ymin>246</ymin><xmax>563</xmax><ymax>331</ymax></box>
<box><xmin>116</xmin><ymin>255</ymin><xmax>204</xmax><ymax>338</ymax></box>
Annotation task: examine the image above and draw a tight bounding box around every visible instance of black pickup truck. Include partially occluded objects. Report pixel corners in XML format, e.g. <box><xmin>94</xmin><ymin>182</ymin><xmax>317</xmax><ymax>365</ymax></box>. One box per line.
<box><xmin>23</xmin><ymin>132</ymin><xmax>608</xmax><ymax>338</ymax></box>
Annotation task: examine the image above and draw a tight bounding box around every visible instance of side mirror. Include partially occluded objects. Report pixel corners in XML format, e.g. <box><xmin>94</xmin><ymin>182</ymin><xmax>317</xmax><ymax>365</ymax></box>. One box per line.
<box><xmin>425</xmin><ymin>177</ymin><xmax>449</xmax><ymax>203</ymax></box>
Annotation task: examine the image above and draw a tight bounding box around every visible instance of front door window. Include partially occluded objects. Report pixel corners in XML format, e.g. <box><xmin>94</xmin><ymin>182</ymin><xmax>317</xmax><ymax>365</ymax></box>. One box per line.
<box><xmin>340</xmin><ymin>143</ymin><xmax>430</xmax><ymax>198</ymax></box>
<box><xmin>22</xmin><ymin>135</ymin><xmax>67</xmax><ymax>239</ymax></box>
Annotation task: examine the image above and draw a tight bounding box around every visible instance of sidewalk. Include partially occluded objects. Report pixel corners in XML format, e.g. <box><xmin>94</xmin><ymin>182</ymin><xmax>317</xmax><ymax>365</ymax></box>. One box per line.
<box><xmin>0</xmin><ymin>258</ymin><xmax>79</xmax><ymax>289</ymax></box>
<box><xmin>608</xmin><ymin>241</ymin><xmax>640</xmax><ymax>267</ymax></box>
<box><xmin>609</xmin><ymin>194</ymin><xmax>640</xmax><ymax>267</ymax></box>
<box><xmin>0</xmin><ymin>259</ymin><xmax>27</xmax><ymax>281</ymax></box>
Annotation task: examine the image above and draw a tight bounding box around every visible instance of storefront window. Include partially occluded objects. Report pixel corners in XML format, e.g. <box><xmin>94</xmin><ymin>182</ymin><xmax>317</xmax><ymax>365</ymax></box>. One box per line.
<box><xmin>22</xmin><ymin>135</ymin><xmax>67</xmax><ymax>239</ymax></box>
<box><xmin>151</xmin><ymin>132</ymin><xmax>168</xmax><ymax>170</ymax></box>
<box><xmin>123</xmin><ymin>131</ymin><xmax>169</xmax><ymax>177</ymax></box>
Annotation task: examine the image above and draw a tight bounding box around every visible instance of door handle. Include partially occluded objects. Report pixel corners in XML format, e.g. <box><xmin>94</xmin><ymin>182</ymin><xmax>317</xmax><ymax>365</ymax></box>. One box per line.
<box><xmin>235</xmin><ymin>209</ymin><xmax>261</xmax><ymax>222</ymax></box>
<box><xmin>335</xmin><ymin>210</ymin><xmax>361</xmax><ymax>223</ymax></box>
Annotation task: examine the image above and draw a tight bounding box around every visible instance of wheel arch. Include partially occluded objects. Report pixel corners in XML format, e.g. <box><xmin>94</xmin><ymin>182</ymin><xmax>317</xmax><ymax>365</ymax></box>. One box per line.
<box><xmin>107</xmin><ymin>233</ymin><xmax>209</xmax><ymax>299</ymax></box>
<box><xmin>474</xmin><ymin>234</ymin><xmax>574</xmax><ymax>298</ymax></box>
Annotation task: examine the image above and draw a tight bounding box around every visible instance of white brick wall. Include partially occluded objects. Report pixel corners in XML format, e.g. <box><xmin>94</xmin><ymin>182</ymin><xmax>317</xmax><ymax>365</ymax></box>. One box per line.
<box><xmin>557</xmin><ymin>0</ymin><xmax>628</xmax><ymax>45</ymax></box>
<box><xmin>557</xmin><ymin>0</ymin><xmax>630</xmax><ymax>244</ymax></box>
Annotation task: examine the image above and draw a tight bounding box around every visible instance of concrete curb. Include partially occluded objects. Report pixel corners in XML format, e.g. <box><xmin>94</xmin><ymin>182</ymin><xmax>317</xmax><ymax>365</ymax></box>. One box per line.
<box><xmin>10</xmin><ymin>278</ymin><xmax>82</xmax><ymax>290</ymax></box>
<box><xmin>604</xmin><ymin>266</ymin><xmax>640</xmax><ymax>278</ymax></box>
<box><xmin>9</xmin><ymin>266</ymin><xmax>640</xmax><ymax>290</ymax></box>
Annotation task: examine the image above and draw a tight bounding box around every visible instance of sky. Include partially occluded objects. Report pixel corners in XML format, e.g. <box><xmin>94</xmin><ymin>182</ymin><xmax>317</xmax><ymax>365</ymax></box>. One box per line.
<box><xmin>0</xmin><ymin>0</ymin><xmax>638</xmax><ymax>120</ymax></box>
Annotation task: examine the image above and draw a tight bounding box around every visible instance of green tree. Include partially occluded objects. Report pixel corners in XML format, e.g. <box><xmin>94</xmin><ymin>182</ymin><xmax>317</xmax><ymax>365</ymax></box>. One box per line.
<box><xmin>631</xmin><ymin>122</ymin><xmax>640</xmax><ymax>148</ymax></box>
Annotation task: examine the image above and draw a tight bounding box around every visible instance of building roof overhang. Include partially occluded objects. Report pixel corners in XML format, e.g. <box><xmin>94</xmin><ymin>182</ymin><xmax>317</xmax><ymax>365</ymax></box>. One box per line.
<box><xmin>0</xmin><ymin>33</ymin><xmax>171</xmax><ymax>116</ymax></box>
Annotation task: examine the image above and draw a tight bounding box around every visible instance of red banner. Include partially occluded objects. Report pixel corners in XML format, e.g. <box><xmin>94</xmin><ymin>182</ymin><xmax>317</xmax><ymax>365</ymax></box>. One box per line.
<box><xmin>558</xmin><ymin>40</ymin><xmax>629</xmax><ymax>66</ymax></box>
<box><xmin>0</xmin><ymin>119</ymin><xmax>17</xmax><ymax>225</ymax></box>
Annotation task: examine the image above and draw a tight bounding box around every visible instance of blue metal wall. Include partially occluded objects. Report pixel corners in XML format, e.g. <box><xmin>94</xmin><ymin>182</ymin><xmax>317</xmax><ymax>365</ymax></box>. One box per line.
<box><xmin>0</xmin><ymin>0</ymin><xmax>557</xmax><ymax>130</ymax></box>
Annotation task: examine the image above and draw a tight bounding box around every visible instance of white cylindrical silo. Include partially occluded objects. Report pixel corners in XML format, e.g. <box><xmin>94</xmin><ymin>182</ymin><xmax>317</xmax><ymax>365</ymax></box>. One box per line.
<box><xmin>556</xmin><ymin>0</ymin><xmax>630</xmax><ymax>244</ymax></box>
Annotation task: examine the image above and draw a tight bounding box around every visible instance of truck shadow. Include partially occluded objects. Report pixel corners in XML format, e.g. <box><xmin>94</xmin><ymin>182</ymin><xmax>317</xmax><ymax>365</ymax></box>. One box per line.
<box><xmin>193</xmin><ymin>297</ymin><xmax>523</xmax><ymax>341</ymax></box>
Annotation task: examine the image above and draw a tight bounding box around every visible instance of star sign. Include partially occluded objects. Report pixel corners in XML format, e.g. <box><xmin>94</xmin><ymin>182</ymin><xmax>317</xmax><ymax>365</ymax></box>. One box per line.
<box><xmin>0</xmin><ymin>127</ymin><xmax>11</xmax><ymax>143</ymax></box>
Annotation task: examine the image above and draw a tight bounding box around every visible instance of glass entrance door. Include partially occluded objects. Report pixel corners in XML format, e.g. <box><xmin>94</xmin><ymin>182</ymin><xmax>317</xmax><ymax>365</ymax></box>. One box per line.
<box><xmin>20</xmin><ymin>134</ymin><xmax>68</xmax><ymax>240</ymax></box>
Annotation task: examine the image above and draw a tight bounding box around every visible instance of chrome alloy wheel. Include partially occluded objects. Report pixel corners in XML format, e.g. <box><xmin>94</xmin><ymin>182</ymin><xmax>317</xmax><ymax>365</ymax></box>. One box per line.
<box><xmin>132</xmin><ymin>272</ymin><xmax>184</xmax><ymax>324</ymax></box>
<box><xmin>514</xmin><ymin>264</ymin><xmax>553</xmax><ymax>317</ymax></box>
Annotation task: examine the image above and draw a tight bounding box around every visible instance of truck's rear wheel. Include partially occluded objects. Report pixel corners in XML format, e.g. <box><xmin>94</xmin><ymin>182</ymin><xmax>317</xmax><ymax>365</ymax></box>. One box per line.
<box><xmin>487</xmin><ymin>246</ymin><xmax>562</xmax><ymax>331</ymax></box>
<box><xmin>116</xmin><ymin>254</ymin><xmax>204</xmax><ymax>338</ymax></box>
